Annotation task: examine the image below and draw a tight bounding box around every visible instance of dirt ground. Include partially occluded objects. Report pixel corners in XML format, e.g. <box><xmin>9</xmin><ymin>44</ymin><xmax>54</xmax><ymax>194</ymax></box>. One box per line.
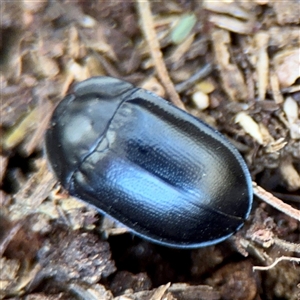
<box><xmin>1</xmin><ymin>1</ymin><xmax>300</xmax><ymax>300</ymax></box>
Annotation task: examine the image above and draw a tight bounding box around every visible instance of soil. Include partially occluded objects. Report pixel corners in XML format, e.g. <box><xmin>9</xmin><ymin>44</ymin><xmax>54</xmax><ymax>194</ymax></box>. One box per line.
<box><xmin>1</xmin><ymin>1</ymin><xmax>299</xmax><ymax>300</ymax></box>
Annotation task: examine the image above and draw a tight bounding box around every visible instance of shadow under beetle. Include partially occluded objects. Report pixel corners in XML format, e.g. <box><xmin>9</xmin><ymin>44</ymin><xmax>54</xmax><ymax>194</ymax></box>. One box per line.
<box><xmin>45</xmin><ymin>76</ymin><xmax>253</xmax><ymax>249</ymax></box>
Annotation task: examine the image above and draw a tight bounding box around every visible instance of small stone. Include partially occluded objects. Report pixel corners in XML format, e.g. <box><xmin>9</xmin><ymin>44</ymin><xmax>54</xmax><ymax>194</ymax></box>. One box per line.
<box><xmin>192</xmin><ymin>91</ymin><xmax>210</xmax><ymax>110</ymax></box>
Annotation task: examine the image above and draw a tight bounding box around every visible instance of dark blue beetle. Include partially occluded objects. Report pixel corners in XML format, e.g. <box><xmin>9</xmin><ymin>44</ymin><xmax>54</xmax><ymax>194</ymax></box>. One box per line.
<box><xmin>45</xmin><ymin>76</ymin><xmax>253</xmax><ymax>248</ymax></box>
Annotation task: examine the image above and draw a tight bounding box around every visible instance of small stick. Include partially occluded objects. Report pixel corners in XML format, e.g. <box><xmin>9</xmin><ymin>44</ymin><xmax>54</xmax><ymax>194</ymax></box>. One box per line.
<box><xmin>253</xmin><ymin>256</ymin><xmax>300</xmax><ymax>271</ymax></box>
<box><xmin>252</xmin><ymin>181</ymin><xmax>300</xmax><ymax>222</ymax></box>
<box><xmin>175</xmin><ymin>63</ymin><xmax>213</xmax><ymax>93</ymax></box>
<box><xmin>273</xmin><ymin>238</ymin><xmax>300</xmax><ymax>253</ymax></box>
<box><xmin>136</xmin><ymin>0</ymin><xmax>185</xmax><ymax>111</ymax></box>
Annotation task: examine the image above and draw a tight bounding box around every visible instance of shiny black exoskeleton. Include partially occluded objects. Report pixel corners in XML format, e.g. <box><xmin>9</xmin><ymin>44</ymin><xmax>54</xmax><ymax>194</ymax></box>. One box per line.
<box><xmin>45</xmin><ymin>76</ymin><xmax>253</xmax><ymax>248</ymax></box>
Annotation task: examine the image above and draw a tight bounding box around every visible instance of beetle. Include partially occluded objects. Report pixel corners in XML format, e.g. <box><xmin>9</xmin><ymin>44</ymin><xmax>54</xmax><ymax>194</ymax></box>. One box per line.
<box><xmin>45</xmin><ymin>76</ymin><xmax>253</xmax><ymax>248</ymax></box>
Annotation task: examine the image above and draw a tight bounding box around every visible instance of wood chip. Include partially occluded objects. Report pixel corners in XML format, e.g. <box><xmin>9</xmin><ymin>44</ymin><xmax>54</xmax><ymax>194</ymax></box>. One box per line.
<box><xmin>212</xmin><ymin>29</ymin><xmax>248</xmax><ymax>101</ymax></box>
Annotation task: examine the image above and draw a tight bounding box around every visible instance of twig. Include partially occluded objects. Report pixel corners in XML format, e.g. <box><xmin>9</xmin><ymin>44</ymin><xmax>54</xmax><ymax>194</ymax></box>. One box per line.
<box><xmin>175</xmin><ymin>63</ymin><xmax>213</xmax><ymax>93</ymax></box>
<box><xmin>136</xmin><ymin>0</ymin><xmax>185</xmax><ymax>111</ymax></box>
<box><xmin>274</xmin><ymin>238</ymin><xmax>300</xmax><ymax>254</ymax></box>
<box><xmin>253</xmin><ymin>256</ymin><xmax>300</xmax><ymax>271</ymax></box>
<box><xmin>252</xmin><ymin>181</ymin><xmax>300</xmax><ymax>222</ymax></box>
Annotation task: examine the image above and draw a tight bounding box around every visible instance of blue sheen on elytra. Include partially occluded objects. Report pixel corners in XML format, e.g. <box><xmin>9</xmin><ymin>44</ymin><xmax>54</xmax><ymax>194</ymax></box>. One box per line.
<box><xmin>45</xmin><ymin>76</ymin><xmax>253</xmax><ymax>248</ymax></box>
